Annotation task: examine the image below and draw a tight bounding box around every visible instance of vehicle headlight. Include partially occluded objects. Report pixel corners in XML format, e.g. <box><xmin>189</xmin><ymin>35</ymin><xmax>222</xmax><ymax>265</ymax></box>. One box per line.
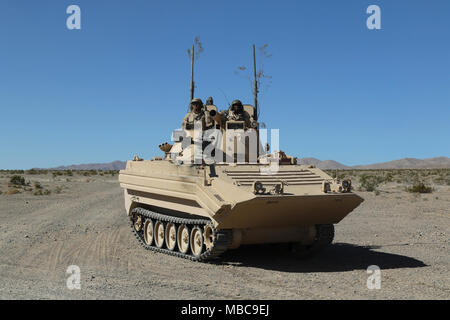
<box><xmin>253</xmin><ymin>181</ymin><xmax>265</xmax><ymax>194</ymax></box>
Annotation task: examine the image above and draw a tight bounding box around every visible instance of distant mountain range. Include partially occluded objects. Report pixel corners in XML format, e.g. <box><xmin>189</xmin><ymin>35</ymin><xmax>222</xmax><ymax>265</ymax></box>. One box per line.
<box><xmin>298</xmin><ymin>156</ymin><xmax>450</xmax><ymax>169</ymax></box>
<box><xmin>48</xmin><ymin>156</ymin><xmax>450</xmax><ymax>170</ymax></box>
<box><xmin>51</xmin><ymin>160</ymin><xmax>126</xmax><ymax>171</ymax></box>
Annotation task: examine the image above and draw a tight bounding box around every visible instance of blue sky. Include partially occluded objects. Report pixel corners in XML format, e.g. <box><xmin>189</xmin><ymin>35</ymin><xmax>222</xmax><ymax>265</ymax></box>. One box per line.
<box><xmin>1</xmin><ymin>0</ymin><xmax>449</xmax><ymax>169</ymax></box>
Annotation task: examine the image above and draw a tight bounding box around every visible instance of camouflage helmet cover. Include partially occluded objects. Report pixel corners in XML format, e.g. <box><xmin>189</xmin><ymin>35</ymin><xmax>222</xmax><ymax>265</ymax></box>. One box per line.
<box><xmin>191</xmin><ymin>98</ymin><xmax>203</xmax><ymax>105</ymax></box>
<box><xmin>231</xmin><ymin>99</ymin><xmax>243</xmax><ymax>107</ymax></box>
<box><xmin>231</xmin><ymin>99</ymin><xmax>244</xmax><ymax>114</ymax></box>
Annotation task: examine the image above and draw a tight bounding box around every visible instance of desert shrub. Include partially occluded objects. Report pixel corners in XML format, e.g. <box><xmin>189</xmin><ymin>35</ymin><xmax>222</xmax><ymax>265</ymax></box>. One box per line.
<box><xmin>433</xmin><ymin>175</ymin><xmax>450</xmax><ymax>186</ymax></box>
<box><xmin>359</xmin><ymin>174</ymin><xmax>384</xmax><ymax>192</ymax></box>
<box><xmin>54</xmin><ymin>186</ymin><xmax>63</xmax><ymax>194</ymax></box>
<box><xmin>9</xmin><ymin>170</ymin><xmax>25</xmax><ymax>174</ymax></box>
<box><xmin>10</xmin><ymin>175</ymin><xmax>26</xmax><ymax>186</ymax></box>
<box><xmin>34</xmin><ymin>189</ymin><xmax>51</xmax><ymax>196</ymax></box>
<box><xmin>64</xmin><ymin>170</ymin><xmax>73</xmax><ymax>176</ymax></box>
<box><xmin>406</xmin><ymin>182</ymin><xmax>433</xmax><ymax>194</ymax></box>
<box><xmin>337</xmin><ymin>173</ymin><xmax>347</xmax><ymax>180</ymax></box>
<box><xmin>26</xmin><ymin>169</ymin><xmax>48</xmax><ymax>175</ymax></box>
<box><xmin>34</xmin><ymin>181</ymin><xmax>43</xmax><ymax>189</ymax></box>
<box><xmin>406</xmin><ymin>171</ymin><xmax>419</xmax><ymax>183</ymax></box>
<box><xmin>384</xmin><ymin>172</ymin><xmax>394</xmax><ymax>182</ymax></box>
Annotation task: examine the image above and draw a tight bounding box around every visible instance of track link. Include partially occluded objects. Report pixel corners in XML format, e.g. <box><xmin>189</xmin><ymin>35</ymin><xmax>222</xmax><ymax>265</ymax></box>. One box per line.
<box><xmin>129</xmin><ymin>207</ymin><xmax>232</xmax><ymax>262</ymax></box>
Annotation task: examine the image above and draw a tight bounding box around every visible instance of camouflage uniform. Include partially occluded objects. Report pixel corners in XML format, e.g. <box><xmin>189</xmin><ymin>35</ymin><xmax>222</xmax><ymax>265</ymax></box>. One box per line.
<box><xmin>182</xmin><ymin>110</ymin><xmax>206</xmax><ymax>130</ymax></box>
<box><xmin>226</xmin><ymin>99</ymin><xmax>254</xmax><ymax>129</ymax></box>
<box><xmin>182</xmin><ymin>98</ymin><xmax>206</xmax><ymax>130</ymax></box>
<box><xmin>226</xmin><ymin>109</ymin><xmax>253</xmax><ymax>128</ymax></box>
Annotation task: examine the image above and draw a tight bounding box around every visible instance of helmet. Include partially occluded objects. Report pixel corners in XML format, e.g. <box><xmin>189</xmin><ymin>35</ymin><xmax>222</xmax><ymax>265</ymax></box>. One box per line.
<box><xmin>231</xmin><ymin>99</ymin><xmax>243</xmax><ymax>107</ymax></box>
<box><xmin>190</xmin><ymin>98</ymin><xmax>204</xmax><ymax>113</ymax></box>
<box><xmin>231</xmin><ymin>99</ymin><xmax>243</xmax><ymax>114</ymax></box>
<box><xmin>205</xmin><ymin>97</ymin><xmax>214</xmax><ymax>106</ymax></box>
<box><xmin>190</xmin><ymin>98</ymin><xmax>203</xmax><ymax>106</ymax></box>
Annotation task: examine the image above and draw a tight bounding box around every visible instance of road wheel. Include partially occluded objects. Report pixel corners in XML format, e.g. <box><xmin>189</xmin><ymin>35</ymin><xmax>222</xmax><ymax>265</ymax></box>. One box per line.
<box><xmin>154</xmin><ymin>221</ymin><xmax>165</xmax><ymax>248</ymax></box>
<box><xmin>203</xmin><ymin>224</ymin><xmax>215</xmax><ymax>251</ymax></box>
<box><xmin>133</xmin><ymin>214</ymin><xmax>143</xmax><ymax>232</ymax></box>
<box><xmin>143</xmin><ymin>219</ymin><xmax>154</xmax><ymax>246</ymax></box>
<box><xmin>165</xmin><ymin>223</ymin><xmax>177</xmax><ymax>251</ymax></box>
<box><xmin>190</xmin><ymin>226</ymin><xmax>204</xmax><ymax>258</ymax></box>
<box><xmin>177</xmin><ymin>224</ymin><xmax>190</xmax><ymax>254</ymax></box>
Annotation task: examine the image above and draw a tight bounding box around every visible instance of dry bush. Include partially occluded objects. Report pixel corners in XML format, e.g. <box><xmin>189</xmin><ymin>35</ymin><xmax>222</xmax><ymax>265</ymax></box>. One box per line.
<box><xmin>34</xmin><ymin>181</ymin><xmax>43</xmax><ymax>189</ymax></box>
<box><xmin>27</xmin><ymin>169</ymin><xmax>48</xmax><ymax>175</ymax></box>
<box><xmin>52</xmin><ymin>171</ymin><xmax>63</xmax><ymax>178</ymax></box>
<box><xmin>8</xmin><ymin>170</ymin><xmax>25</xmax><ymax>174</ymax></box>
<box><xmin>10</xmin><ymin>175</ymin><xmax>26</xmax><ymax>186</ymax></box>
<box><xmin>34</xmin><ymin>189</ymin><xmax>51</xmax><ymax>196</ymax></box>
<box><xmin>406</xmin><ymin>182</ymin><xmax>433</xmax><ymax>194</ymax></box>
<box><xmin>359</xmin><ymin>174</ymin><xmax>384</xmax><ymax>192</ymax></box>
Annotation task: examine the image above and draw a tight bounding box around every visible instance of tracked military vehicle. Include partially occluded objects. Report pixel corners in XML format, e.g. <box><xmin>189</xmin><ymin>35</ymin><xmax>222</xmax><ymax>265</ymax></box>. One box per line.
<box><xmin>119</xmin><ymin>45</ymin><xmax>363</xmax><ymax>261</ymax></box>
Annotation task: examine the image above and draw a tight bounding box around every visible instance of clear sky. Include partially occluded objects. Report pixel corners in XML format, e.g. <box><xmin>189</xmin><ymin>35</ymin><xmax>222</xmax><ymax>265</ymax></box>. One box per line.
<box><xmin>1</xmin><ymin>0</ymin><xmax>449</xmax><ymax>169</ymax></box>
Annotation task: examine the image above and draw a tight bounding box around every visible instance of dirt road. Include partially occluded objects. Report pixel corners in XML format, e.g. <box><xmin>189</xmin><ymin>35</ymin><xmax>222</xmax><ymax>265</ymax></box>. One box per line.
<box><xmin>0</xmin><ymin>174</ymin><xmax>448</xmax><ymax>299</ymax></box>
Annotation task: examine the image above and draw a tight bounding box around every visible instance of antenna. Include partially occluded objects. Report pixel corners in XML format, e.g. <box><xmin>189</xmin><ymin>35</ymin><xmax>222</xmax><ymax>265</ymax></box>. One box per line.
<box><xmin>253</xmin><ymin>44</ymin><xmax>258</xmax><ymax>121</ymax></box>
<box><xmin>190</xmin><ymin>44</ymin><xmax>195</xmax><ymax>101</ymax></box>
<box><xmin>218</xmin><ymin>88</ymin><xmax>230</xmax><ymax>106</ymax></box>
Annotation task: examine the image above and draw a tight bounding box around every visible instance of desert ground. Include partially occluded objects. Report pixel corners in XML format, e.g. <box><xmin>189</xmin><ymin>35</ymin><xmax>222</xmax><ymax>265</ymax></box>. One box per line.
<box><xmin>0</xmin><ymin>169</ymin><xmax>449</xmax><ymax>299</ymax></box>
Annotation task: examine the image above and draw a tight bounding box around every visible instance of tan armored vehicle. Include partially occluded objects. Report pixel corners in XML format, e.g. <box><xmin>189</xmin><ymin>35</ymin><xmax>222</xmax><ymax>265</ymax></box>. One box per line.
<box><xmin>119</xmin><ymin>45</ymin><xmax>363</xmax><ymax>261</ymax></box>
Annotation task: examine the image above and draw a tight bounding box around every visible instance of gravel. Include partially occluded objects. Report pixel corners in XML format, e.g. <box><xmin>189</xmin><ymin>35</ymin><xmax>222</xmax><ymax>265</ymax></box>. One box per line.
<box><xmin>0</xmin><ymin>174</ymin><xmax>448</xmax><ymax>299</ymax></box>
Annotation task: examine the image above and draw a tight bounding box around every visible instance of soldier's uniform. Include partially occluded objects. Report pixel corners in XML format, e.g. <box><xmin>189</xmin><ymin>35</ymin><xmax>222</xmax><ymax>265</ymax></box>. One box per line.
<box><xmin>226</xmin><ymin>109</ymin><xmax>253</xmax><ymax>128</ymax></box>
<box><xmin>182</xmin><ymin>98</ymin><xmax>206</xmax><ymax>130</ymax></box>
<box><xmin>225</xmin><ymin>99</ymin><xmax>254</xmax><ymax>129</ymax></box>
<box><xmin>181</xmin><ymin>99</ymin><xmax>210</xmax><ymax>162</ymax></box>
<box><xmin>182</xmin><ymin>110</ymin><xmax>206</xmax><ymax>130</ymax></box>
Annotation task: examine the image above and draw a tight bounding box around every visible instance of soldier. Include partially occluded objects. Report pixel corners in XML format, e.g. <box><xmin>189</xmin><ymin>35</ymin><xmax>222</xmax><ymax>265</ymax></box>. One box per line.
<box><xmin>182</xmin><ymin>98</ymin><xmax>206</xmax><ymax>130</ymax></box>
<box><xmin>226</xmin><ymin>99</ymin><xmax>255</xmax><ymax>129</ymax></box>
<box><xmin>205</xmin><ymin>96</ymin><xmax>214</xmax><ymax>106</ymax></box>
<box><xmin>204</xmin><ymin>96</ymin><xmax>217</xmax><ymax>129</ymax></box>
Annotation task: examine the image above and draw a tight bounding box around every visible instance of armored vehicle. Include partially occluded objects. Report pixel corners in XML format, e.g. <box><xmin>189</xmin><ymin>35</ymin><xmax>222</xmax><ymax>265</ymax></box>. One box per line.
<box><xmin>118</xmin><ymin>45</ymin><xmax>363</xmax><ymax>261</ymax></box>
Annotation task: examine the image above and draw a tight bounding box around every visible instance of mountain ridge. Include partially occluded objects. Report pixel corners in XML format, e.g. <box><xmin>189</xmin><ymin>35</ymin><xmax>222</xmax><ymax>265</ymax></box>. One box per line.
<box><xmin>45</xmin><ymin>156</ymin><xmax>450</xmax><ymax>170</ymax></box>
